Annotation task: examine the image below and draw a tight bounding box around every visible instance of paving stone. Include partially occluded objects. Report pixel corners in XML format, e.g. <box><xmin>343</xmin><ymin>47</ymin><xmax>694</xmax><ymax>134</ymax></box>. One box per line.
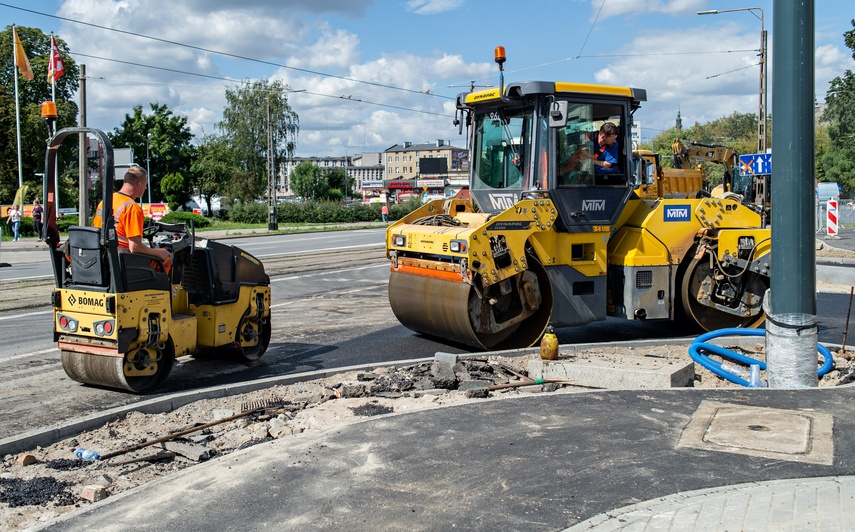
<box><xmin>80</xmin><ymin>485</ymin><xmax>108</xmax><ymax>502</ymax></box>
<box><xmin>15</xmin><ymin>453</ymin><xmax>36</xmax><ymax>466</ymax></box>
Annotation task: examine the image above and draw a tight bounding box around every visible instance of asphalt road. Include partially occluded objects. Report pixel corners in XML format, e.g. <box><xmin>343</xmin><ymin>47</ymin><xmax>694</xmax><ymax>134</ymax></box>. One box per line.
<box><xmin>0</xmin><ymin>228</ymin><xmax>388</xmax><ymax>281</ymax></box>
<box><xmin>1</xmin><ymin>228</ymin><xmax>854</xmax><ymax>441</ymax></box>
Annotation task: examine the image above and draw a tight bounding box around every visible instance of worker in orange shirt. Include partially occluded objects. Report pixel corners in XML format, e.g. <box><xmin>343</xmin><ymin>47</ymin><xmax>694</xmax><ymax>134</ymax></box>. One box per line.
<box><xmin>93</xmin><ymin>166</ymin><xmax>171</xmax><ymax>267</ymax></box>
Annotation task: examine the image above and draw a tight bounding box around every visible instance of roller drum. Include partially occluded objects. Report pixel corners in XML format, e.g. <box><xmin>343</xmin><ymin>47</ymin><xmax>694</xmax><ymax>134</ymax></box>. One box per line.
<box><xmin>388</xmin><ymin>265</ymin><xmax>551</xmax><ymax>350</ymax></box>
<box><xmin>388</xmin><ymin>272</ymin><xmax>483</xmax><ymax>348</ymax></box>
<box><xmin>61</xmin><ymin>348</ymin><xmax>174</xmax><ymax>393</ymax></box>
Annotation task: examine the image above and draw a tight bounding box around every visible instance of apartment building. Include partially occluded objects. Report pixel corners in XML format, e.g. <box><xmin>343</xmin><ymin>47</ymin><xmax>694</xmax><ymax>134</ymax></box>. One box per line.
<box><xmin>280</xmin><ymin>153</ymin><xmax>385</xmax><ymax>200</ymax></box>
<box><xmin>383</xmin><ymin>140</ymin><xmax>469</xmax><ymax>201</ymax></box>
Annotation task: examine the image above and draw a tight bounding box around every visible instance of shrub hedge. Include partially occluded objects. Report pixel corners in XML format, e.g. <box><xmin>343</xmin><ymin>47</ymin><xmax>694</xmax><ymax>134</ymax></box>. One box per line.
<box><xmin>161</xmin><ymin>211</ymin><xmax>211</xmax><ymax>228</ymax></box>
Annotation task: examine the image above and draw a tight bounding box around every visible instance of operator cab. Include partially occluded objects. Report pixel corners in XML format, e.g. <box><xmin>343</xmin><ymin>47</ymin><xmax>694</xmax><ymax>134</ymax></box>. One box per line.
<box><xmin>460</xmin><ymin>81</ymin><xmax>645</xmax><ymax>228</ymax></box>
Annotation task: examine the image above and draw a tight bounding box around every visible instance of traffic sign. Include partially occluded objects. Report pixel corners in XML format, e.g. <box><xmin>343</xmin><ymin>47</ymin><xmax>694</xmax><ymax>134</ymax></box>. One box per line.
<box><xmin>739</xmin><ymin>153</ymin><xmax>772</xmax><ymax>176</ymax></box>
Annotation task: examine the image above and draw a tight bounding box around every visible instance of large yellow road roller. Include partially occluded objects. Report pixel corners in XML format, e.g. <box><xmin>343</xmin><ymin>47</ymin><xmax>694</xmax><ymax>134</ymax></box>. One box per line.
<box><xmin>42</xmin><ymin>128</ymin><xmax>272</xmax><ymax>392</ymax></box>
<box><xmin>386</xmin><ymin>48</ymin><xmax>770</xmax><ymax>350</ymax></box>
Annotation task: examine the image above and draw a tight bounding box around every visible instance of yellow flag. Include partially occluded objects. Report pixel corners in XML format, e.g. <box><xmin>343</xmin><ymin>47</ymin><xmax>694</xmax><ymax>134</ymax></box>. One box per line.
<box><xmin>12</xmin><ymin>27</ymin><xmax>34</xmax><ymax>81</ymax></box>
<box><xmin>13</xmin><ymin>186</ymin><xmax>29</xmax><ymax>209</ymax></box>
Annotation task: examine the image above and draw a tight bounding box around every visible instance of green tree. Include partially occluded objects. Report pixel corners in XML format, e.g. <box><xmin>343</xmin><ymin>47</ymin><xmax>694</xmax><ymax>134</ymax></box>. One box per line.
<box><xmin>218</xmin><ymin>80</ymin><xmax>299</xmax><ymax>201</ymax></box>
<box><xmin>0</xmin><ymin>26</ymin><xmax>79</xmax><ymax>204</ymax></box>
<box><xmin>324</xmin><ymin>167</ymin><xmax>349</xmax><ymax>200</ymax></box>
<box><xmin>290</xmin><ymin>160</ymin><xmax>328</xmax><ymax>200</ymax></box>
<box><xmin>191</xmin><ymin>133</ymin><xmax>241</xmax><ymax>215</ymax></box>
<box><xmin>819</xmin><ymin>20</ymin><xmax>855</xmax><ymax>196</ymax></box>
<box><xmin>109</xmin><ymin>103</ymin><xmax>195</xmax><ymax>203</ymax></box>
<box><xmin>650</xmin><ymin>112</ymin><xmax>760</xmax><ymax>187</ymax></box>
<box><xmin>160</xmin><ymin>172</ymin><xmax>189</xmax><ymax>212</ymax></box>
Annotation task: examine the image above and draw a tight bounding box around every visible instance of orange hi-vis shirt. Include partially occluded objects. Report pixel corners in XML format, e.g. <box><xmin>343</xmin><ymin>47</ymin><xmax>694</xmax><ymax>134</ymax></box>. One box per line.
<box><xmin>93</xmin><ymin>192</ymin><xmax>143</xmax><ymax>251</ymax></box>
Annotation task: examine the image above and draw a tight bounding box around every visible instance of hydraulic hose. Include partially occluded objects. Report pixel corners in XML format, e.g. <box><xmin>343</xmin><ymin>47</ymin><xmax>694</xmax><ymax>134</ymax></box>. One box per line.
<box><xmin>688</xmin><ymin>327</ymin><xmax>834</xmax><ymax>387</ymax></box>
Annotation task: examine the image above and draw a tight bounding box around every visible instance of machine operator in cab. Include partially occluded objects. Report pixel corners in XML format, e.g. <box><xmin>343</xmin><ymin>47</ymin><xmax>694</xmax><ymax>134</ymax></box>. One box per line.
<box><xmin>562</xmin><ymin>122</ymin><xmax>621</xmax><ymax>176</ymax></box>
<box><xmin>93</xmin><ymin>166</ymin><xmax>171</xmax><ymax>267</ymax></box>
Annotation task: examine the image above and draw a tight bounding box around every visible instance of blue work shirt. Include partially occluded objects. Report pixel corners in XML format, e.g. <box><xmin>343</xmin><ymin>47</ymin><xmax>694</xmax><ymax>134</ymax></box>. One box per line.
<box><xmin>589</xmin><ymin>132</ymin><xmax>620</xmax><ymax>174</ymax></box>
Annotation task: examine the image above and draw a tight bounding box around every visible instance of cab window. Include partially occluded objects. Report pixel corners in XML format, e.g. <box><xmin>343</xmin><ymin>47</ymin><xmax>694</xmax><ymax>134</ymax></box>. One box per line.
<box><xmin>555</xmin><ymin>102</ymin><xmax>626</xmax><ymax>187</ymax></box>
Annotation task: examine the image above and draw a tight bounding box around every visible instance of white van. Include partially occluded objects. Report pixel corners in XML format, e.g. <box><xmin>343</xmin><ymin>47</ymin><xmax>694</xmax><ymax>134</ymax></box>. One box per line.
<box><xmin>817</xmin><ymin>182</ymin><xmax>840</xmax><ymax>202</ymax></box>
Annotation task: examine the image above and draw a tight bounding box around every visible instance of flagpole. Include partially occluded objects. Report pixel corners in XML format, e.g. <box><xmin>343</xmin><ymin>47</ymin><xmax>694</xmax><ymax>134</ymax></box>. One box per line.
<box><xmin>13</xmin><ymin>25</ymin><xmax>24</xmax><ymax>188</ymax></box>
<box><xmin>50</xmin><ymin>33</ymin><xmax>58</xmax><ymax>207</ymax></box>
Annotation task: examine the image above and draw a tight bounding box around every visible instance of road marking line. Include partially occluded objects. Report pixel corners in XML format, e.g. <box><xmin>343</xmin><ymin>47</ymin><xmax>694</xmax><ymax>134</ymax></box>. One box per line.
<box><xmin>270</xmin><ymin>263</ymin><xmax>387</xmax><ymax>282</ymax></box>
<box><xmin>270</xmin><ymin>282</ymin><xmax>386</xmax><ymax>309</ymax></box>
<box><xmin>0</xmin><ymin>310</ymin><xmax>53</xmax><ymax>321</ymax></box>
<box><xmin>4</xmin><ymin>347</ymin><xmax>59</xmax><ymax>362</ymax></box>
<box><xmin>256</xmin><ymin>243</ymin><xmax>383</xmax><ymax>258</ymax></box>
<box><xmin>0</xmin><ymin>274</ymin><xmax>53</xmax><ymax>282</ymax></box>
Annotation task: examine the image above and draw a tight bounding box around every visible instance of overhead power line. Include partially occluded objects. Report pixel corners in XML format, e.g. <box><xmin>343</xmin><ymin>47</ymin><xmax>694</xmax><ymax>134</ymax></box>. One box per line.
<box><xmin>71</xmin><ymin>52</ymin><xmax>451</xmax><ymax>118</ymax></box>
<box><xmin>0</xmin><ymin>2</ymin><xmax>453</xmax><ymax>101</ymax></box>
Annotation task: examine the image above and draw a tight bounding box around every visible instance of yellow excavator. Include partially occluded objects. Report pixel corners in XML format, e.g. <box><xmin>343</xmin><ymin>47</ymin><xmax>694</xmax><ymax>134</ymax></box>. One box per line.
<box><xmin>43</xmin><ymin>128</ymin><xmax>272</xmax><ymax>392</ymax></box>
<box><xmin>385</xmin><ymin>48</ymin><xmax>770</xmax><ymax>350</ymax></box>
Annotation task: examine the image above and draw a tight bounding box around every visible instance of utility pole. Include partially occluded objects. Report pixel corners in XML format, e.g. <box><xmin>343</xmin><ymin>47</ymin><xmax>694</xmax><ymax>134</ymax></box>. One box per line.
<box><xmin>267</xmin><ymin>95</ymin><xmax>278</xmax><ymax>231</ymax></box>
<box><xmin>78</xmin><ymin>64</ymin><xmax>88</xmax><ymax>225</ymax></box>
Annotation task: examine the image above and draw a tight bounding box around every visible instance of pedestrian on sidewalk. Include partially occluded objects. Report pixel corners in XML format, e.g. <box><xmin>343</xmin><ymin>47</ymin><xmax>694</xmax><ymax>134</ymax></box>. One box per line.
<box><xmin>381</xmin><ymin>203</ymin><xmax>389</xmax><ymax>223</ymax></box>
<box><xmin>32</xmin><ymin>200</ymin><xmax>43</xmax><ymax>241</ymax></box>
<box><xmin>6</xmin><ymin>204</ymin><xmax>22</xmax><ymax>241</ymax></box>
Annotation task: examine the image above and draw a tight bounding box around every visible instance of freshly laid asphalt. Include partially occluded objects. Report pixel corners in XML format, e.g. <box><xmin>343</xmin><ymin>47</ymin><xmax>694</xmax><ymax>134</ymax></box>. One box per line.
<box><xmin>5</xmin><ymin>227</ymin><xmax>855</xmax><ymax>531</ymax></box>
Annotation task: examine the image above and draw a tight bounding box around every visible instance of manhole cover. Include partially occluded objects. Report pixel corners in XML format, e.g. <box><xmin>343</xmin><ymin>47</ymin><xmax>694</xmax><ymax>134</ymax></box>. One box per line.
<box><xmin>677</xmin><ymin>400</ymin><xmax>834</xmax><ymax>465</ymax></box>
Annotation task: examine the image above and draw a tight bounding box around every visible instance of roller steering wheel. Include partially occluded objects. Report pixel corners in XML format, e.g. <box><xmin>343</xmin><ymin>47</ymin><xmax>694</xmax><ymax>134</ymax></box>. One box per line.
<box><xmin>142</xmin><ymin>223</ymin><xmax>159</xmax><ymax>245</ymax></box>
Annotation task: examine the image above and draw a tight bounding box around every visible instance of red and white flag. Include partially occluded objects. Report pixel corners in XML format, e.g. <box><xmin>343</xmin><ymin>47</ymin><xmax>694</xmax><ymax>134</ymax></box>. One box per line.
<box><xmin>47</xmin><ymin>34</ymin><xmax>65</xmax><ymax>82</ymax></box>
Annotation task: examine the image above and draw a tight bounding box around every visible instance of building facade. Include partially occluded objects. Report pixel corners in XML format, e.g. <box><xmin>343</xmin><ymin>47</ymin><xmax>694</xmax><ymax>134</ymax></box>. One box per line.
<box><xmin>383</xmin><ymin>140</ymin><xmax>468</xmax><ymax>202</ymax></box>
<box><xmin>280</xmin><ymin>153</ymin><xmax>385</xmax><ymax>201</ymax></box>
<box><xmin>281</xmin><ymin>141</ymin><xmax>469</xmax><ymax>203</ymax></box>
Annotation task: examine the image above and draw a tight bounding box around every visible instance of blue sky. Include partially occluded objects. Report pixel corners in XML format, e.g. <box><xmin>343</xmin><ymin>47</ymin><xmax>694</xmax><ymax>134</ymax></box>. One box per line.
<box><xmin>3</xmin><ymin>0</ymin><xmax>853</xmax><ymax>158</ymax></box>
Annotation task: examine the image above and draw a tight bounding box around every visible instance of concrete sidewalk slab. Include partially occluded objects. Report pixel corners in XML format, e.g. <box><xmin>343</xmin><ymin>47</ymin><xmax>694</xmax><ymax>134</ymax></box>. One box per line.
<box><xmin>568</xmin><ymin>476</ymin><xmax>855</xmax><ymax>531</ymax></box>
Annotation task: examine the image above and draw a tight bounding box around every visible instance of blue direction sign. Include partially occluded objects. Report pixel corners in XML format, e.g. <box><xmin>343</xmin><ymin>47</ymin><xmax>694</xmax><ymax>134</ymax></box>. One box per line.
<box><xmin>739</xmin><ymin>153</ymin><xmax>772</xmax><ymax>176</ymax></box>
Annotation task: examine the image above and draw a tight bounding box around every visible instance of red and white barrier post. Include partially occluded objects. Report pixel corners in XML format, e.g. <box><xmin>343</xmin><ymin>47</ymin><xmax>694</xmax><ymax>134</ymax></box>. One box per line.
<box><xmin>827</xmin><ymin>199</ymin><xmax>838</xmax><ymax>236</ymax></box>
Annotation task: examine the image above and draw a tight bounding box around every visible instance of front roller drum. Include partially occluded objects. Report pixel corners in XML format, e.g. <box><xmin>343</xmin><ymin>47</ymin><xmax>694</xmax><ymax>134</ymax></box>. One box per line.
<box><xmin>388</xmin><ymin>261</ymin><xmax>552</xmax><ymax>350</ymax></box>
<box><xmin>61</xmin><ymin>343</ymin><xmax>175</xmax><ymax>393</ymax></box>
<box><xmin>389</xmin><ymin>273</ymin><xmax>482</xmax><ymax>348</ymax></box>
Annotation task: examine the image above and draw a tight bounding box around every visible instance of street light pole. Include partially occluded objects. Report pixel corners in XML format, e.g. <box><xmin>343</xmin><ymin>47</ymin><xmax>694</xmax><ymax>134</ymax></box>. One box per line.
<box><xmin>145</xmin><ymin>132</ymin><xmax>152</xmax><ymax>204</ymax></box>
<box><xmin>698</xmin><ymin>7</ymin><xmax>766</xmax><ymax>153</ymax></box>
<box><xmin>267</xmin><ymin>95</ymin><xmax>278</xmax><ymax>231</ymax></box>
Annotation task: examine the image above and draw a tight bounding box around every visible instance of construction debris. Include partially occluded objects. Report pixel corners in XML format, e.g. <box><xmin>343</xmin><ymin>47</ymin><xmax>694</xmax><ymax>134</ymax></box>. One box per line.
<box><xmin>2</xmin><ymin>347</ymin><xmax>853</xmax><ymax>531</ymax></box>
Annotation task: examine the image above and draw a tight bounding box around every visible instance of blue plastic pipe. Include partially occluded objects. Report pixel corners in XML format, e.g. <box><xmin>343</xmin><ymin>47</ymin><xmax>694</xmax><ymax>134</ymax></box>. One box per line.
<box><xmin>688</xmin><ymin>328</ymin><xmax>834</xmax><ymax>387</ymax></box>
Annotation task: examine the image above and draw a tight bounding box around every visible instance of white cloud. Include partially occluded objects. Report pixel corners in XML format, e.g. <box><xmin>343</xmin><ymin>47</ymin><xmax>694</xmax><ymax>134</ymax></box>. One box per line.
<box><xmin>596</xmin><ymin>0</ymin><xmax>706</xmax><ymax>20</ymax></box>
<box><xmin>292</xmin><ymin>29</ymin><xmax>361</xmax><ymax>70</ymax></box>
<box><xmin>591</xmin><ymin>23</ymin><xmax>766</xmax><ymax>139</ymax></box>
<box><xmin>405</xmin><ymin>0</ymin><xmax>465</xmax><ymax>15</ymax></box>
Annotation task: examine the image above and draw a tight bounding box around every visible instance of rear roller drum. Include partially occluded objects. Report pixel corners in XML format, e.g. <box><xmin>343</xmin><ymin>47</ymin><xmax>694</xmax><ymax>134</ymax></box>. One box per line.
<box><xmin>680</xmin><ymin>250</ymin><xmax>768</xmax><ymax>331</ymax></box>
<box><xmin>61</xmin><ymin>342</ymin><xmax>175</xmax><ymax>393</ymax></box>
